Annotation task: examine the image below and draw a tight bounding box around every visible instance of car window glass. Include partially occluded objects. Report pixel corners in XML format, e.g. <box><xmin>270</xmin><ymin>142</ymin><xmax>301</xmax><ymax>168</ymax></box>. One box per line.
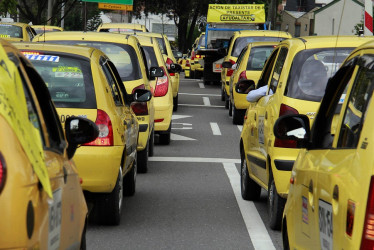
<box><xmin>247</xmin><ymin>46</ymin><xmax>275</xmax><ymax>71</ymax></box>
<box><xmin>143</xmin><ymin>46</ymin><xmax>158</xmax><ymax>71</ymax></box>
<box><xmin>270</xmin><ymin>47</ymin><xmax>288</xmax><ymax>93</ymax></box>
<box><xmin>0</xmin><ymin>24</ymin><xmax>23</xmax><ymax>38</ymax></box>
<box><xmin>231</xmin><ymin>36</ymin><xmax>287</xmax><ymax>57</ymax></box>
<box><xmin>156</xmin><ymin>37</ymin><xmax>167</xmax><ymax>55</ymax></box>
<box><xmin>101</xmin><ymin>58</ymin><xmax>123</xmax><ymax>106</ymax></box>
<box><xmin>107</xmin><ymin>60</ymin><xmax>130</xmax><ymax>106</ymax></box>
<box><xmin>26</xmin><ymin>27</ymin><xmax>34</xmax><ymax>40</ymax></box>
<box><xmin>235</xmin><ymin>46</ymin><xmax>248</xmax><ymax>67</ymax></box>
<box><xmin>256</xmin><ymin>47</ymin><xmax>279</xmax><ymax>89</ymax></box>
<box><xmin>285</xmin><ymin>48</ymin><xmax>353</xmax><ymax>102</ymax></box>
<box><xmin>336</xmin><ymin>55</ymin><xmax>374</xmax><ymax>148</ymax></box>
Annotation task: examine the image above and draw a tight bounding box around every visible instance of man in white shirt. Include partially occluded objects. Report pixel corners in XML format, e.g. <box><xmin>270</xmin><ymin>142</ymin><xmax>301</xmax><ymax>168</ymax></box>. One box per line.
<box><xmin>246</xmin><ymin>85</ymin><xmax>273</xmax><ymax>102</ymax></box>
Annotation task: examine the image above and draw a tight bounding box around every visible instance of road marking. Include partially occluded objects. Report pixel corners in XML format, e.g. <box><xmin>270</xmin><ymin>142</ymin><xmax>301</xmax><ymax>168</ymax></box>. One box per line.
<box><xmin>179</xmin><ymin>104</ymin><xmax>224</xmax><ymax>108</ymax></box>
<box><xmin>181</xmin><ymin>78</ymin><xmax>196</xmax><ymax>81</ymax></box>
<box><xmin>210</xmin><ymin>122</ymin><xmax>221</xmax><ymax>135</ymax></box>
<box><xmin>203</xmin><ymin>97</ymin><xmax>211</xmax><ymax>106</ymax></box>
<box><xmin>237</xmin><ymin>125</ymin><xmax>243</xmax><ymax>132</ymax></box>
<box><xmin>179</xmin><ymin>92</ymin><xmax>220</xmax><ymax>97</ymax></box>
<box><xmin>149</xmin><ymin>157</ymin><xmax>240</xmax><ymax>163</ymax></box>
<box><xmin>170</xmin><ymin>133</ymin><xmax>196</xmax><ymax>141</ymax></box>
<box><xmin>223</xmin><ymin>163</ymin><xmax>276</xmax><ymax>250</ymax></box>
<box><xmin>171</xmin><ymin>122</ymin><xmax>192</xmax><ymax>130</ymax></box>
<box><xmin>172</xmin><ymin>115</ymin><xmax>193</xmax><ymax>120</ymax></box>
<box><xmin>198</xmin><ymin>82</ymin><xmax>205</xmax><ymax>89</ymax></box>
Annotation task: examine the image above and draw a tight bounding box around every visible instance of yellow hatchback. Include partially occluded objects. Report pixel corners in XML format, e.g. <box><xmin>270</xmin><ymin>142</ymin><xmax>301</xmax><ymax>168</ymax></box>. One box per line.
<box><xmin>0</xmin><ymin>22</ymin><xmax>36</xmax><ymax>41</ymax></box>
<box><xmin>15</xmin><ymin>42</ymin><xmax>154</xmax><ymax>225</ymax></box>
<box><xmin>221</xmin><ymin>30</ymin><xmax>291</xmax><ymax>108</ymax></box>
<box><xmin>0</xmin><ymin>40</ymin><xmax>98</xmax><ymax>248</ymax></box>
<box><xmin>274</xmin><ymin>39</ymin><xmax>374</xmax><ymax>250</ymax></box>
<box><xmin>239</xmin><ymin>36</ymin><xmax>374</xmax><ymax>230</ymax></box>
<box><xmin>33</xmin><ymin>31</ymin><xmax>159</xmax><ymax>173</ymax></box>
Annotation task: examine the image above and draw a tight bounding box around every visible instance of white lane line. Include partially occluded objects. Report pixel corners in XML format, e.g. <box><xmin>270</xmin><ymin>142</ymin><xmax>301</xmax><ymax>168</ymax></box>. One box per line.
<box><xmin>223</xmin><ymin>163</ymin><xmax>276</xmax><ymax>250</ymax></box>
<box><xmin>210</xmin><ymin>122</ymin><xmax>221</xmax><ymax>135</ymax></box>
<box><xmin>179</xmin><ymin>92</ymin><xmax>220</xmax><ymax>97</ymax></box>
<box><xmin>203</xmin><ymin>97</ymin><xmax>211</xmax><ymax>106</ymax></box>
<box><xmin>237</xmin><ymin>125</ymin><xmax>243</xmax><ymax>132</ymax></box>
<box><xmin>179</xmin><ymin>104</ymin><xmax>224</xmax><ymax>108</ymax></box>
<box><xmin>198</xmin><ymin>82</ymin><xmax>205</xmax><ymax>89</ymax></box>
<box><xmin>170</xmin><ymin>133</ymin><xmax>196</xmax><ymax>141</ymax></box>
<box><xmin>149</xmin><ymin>157</ymin><xmax>240</xmax><ymax>163</ymax></box>
<box><xmin>181</xmin><ymin>79</ymin><xmax>196</xmax><ymax>81</ymax></box>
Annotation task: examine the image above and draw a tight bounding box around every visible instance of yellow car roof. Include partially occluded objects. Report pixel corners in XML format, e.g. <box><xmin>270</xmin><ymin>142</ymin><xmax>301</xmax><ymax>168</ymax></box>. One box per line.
<box><xmin>247</xmin><ymin>41</ymin><xmax>280</xmax><ymax>47</ymax></box>
<box><xmin>97</xmin><ymin>22</ymin><xmax>147</xmax><ymax>32</ymax></box>
<box><xmin>32</xmin><ymin>25</ymin><xmax>63</xmax><ymax>31</ymax></box>
<box><xmin>133</xmin><ymin>35</ymin><xmax>153</xmax><ymax>46</ymax></box>
<box><xmin>0</xmin><ymin>22</ymin><xmax>29</xmax><ymax>28</ymax></box>
<box><xmin>234</xmin><ymin>30</ymin><xmax>292</xmax><ymax>38</ymax></box>
<box><xmin>282</xmin><ymin>36</ymin><xmax>374</xmax><ymax>49</ymax></box>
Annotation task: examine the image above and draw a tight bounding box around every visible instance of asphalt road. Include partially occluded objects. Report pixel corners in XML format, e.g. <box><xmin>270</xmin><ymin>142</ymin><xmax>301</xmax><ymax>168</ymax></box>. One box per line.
<box><xmin>86</xmin><ymin>74</ymin><xmax>283</xmax><ymax>250</ymax></box>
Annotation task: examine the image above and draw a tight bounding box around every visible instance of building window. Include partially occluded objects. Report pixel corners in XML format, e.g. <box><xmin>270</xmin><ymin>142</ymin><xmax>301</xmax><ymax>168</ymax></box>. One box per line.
<box><xmin>305</xmin><ymin>24</ymin><xmax>308</xmax><ymax>31</ymax></box>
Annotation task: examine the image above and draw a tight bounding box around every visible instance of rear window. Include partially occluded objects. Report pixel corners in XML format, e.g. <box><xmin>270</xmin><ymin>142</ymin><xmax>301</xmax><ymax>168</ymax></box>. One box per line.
<box><xmin>23</xmin><ymin>52</ymin><xmax>96</xmax><ymax>109</ymax></box>
<box><xmin>231</xmin><ymin>36</ymin><xmax>286</xmax><ymax>57</ymax></box>
<box><xmin>34</xmin><ymin>28</ymin><xmax>62</xmax><ymax>34</ymax></box>
<box><xmin>198</xmin><ymin>35</ymin><xmax>206</xmax><ymax>47</ymax></box>
<box><xmin>246</xmin><ymin>46</ymin><xmax>275</xmax><ymax>71</ymax></box>
<box><xmin>0</xmin><ymin>24</ymin><xmax>22</xmax><ymax>38</ymax></box>
<box><xmin>156</xmin><ymin>37</ymin><xmax>167</xmax><ymax>55</ymax></box>
<box><xmin>50</xmin><ymin>41</ymin><xmax>142</xmax><ymax>81</ymax></box>
<box><xmin>99</xmin><ymin>28</ymin><xmax>143</xmax><ymax>33</ymax></box>
<box><xmin>143</xmin><ymin>46</ymin><xmax>158</xmax><ymax>71</ymax></box>
<box><xmin>285</xmin><ymin>48</ymin><xmax>353</xmax><ymax>102</ymax></box>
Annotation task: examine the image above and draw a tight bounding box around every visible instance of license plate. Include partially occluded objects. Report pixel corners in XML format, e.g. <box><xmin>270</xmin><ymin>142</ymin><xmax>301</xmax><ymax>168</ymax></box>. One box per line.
<box><xmin>319</xmin><ymin>200</ymin><xmax>333</xmax><ymax>250</ymax></box>
<box><xmin>48</xmin><ymin>188</ymin><xmax>62</xmax><ymax>250</ymax></box>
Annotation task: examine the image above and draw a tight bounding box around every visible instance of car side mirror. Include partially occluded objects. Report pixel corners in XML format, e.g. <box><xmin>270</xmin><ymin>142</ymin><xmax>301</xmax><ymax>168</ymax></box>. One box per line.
<box><xmin>133</xmin><ymin>89</ymin><xmax>152</xmax><ymax>102</ymax></box>
<box><xmin>65</xmin><ymin>117</ymin><xmax>99</xmax><ymax>159</ymax></box>
<box><xmin>150</xmin><ymin>66</ymin><xmax>164</xmax><ymax>80</ymax></box>
<box><xmin>235</xmin><ymin>79</ymin><xmax>255</xmax><ymax>94</ymax></box>
<box><xmin>273</xmin><ymin>114</ymin><xmax>311</xmax><ymax>147</ymax></box>
<box><xmin>169</xmin><ymin>63</ymin><xmax>182</xmax><ymax>73</ymax></box>
<box><xmin>222</xmin><ymin>61</ymin><xmax>232</xmax><ymax>69</ymax></box>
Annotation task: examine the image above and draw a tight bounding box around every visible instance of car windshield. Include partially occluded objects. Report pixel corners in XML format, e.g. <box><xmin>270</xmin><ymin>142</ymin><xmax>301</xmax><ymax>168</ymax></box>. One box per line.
<box><xmin>285</xmin><ymin>48</ymin><xmax>353</xmax><ymax>102</ymax></box>
<box><xmin>198</xmin><ymin>35</ymin><xmax>206</xmax><ymax>47</ymax></box>
<box><xmin>0</xmin><ymin>24</ymin><xmax>23</xmax><ymax>38</ymax></box>
<box><xmin>246</xmin><ymin>46</ymin><xmax>275</xmax><ymax>71</ymax></box>
<box><xmin>232</xmin><ymin>36</ymin><xmax>286</xmax><ymax>57</ymax></box>
<box><xmin>143</xmin><ymin>46</ymin><xmax>158</xmax><ymax>71</ymax></box>
<box><xmin>50</xmin><ymin>41</ymin><xmax>142</xmax><ymax>81</ymax></box>
<box><xmin>24</xmin><ymin>52</ymin><xmax>97</xmax><ymax>109</ymax></box>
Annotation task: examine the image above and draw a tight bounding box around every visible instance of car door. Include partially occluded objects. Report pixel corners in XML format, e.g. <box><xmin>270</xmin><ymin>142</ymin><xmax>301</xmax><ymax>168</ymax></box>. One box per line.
<box><xmin>230</xmin><ymin>46</ymin><xmax>247</xmax><ymax>97</ymax></box>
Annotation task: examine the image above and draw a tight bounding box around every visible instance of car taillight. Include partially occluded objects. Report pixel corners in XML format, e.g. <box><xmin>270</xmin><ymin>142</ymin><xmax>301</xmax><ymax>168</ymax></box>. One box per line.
<box><xmin>361</xmin><ymin>177</ymin><xmax>374</xmax><ymax>249</ymax></box>
<box><xmin>154</xmin><ymin>66</ymin><xmax>169</xmax><ymax>97</ymax></box>
<box><xmin>166</xmin><ymin>57</ymin><xmax>173</xmax><ymax>70</ymax></box>
<box><xmin>131</xmin><ymin>102</ymin><xmax>148</xmax><ymax>116</ymax></box>
<box><xmin>191</xmin><ymin>51</ymin><xmax>195</xmax><ymax>60</ymax></box>
<box><xmin>195</xmin><ymin>54</ymin><xmax>201</xmax><ymax>59</ymax></box>
<box><xmin>0</xmin><ymin>152</ymin><xmax>6</xmax><ymax>194</ymax></box>
<box><xmin>132</xmin><ymin>84</ymin><xmax>145</xmax><ymax>94</ymax></box>
<box><xmin>186</xmin><ymin>60</ymin><xmax>191</xmax><ymax>67</ymax></box>
<box><xmin>346</xmin><ymin>200</ymin><xmax>355</xmax><ymax>237</ymax></box>
<box><xmin>226</xmin><ymin>59</ymin><xmax>236</xmax><ymax>77</ymax></box>
<box><xmin>155</xmin><ymin>119</ymin><xmax>164</xmax><ymax>123</ymax></box>
<box><xmin>83</xmin><ymin>109</ymin><xmax>113</xmax><ymax>146</ymax></box>
<box><xmin>239</xmin><ymin>71</ymin><xmax>247</xmax><ymax>81</ymax></box>
<box><xmin>274</xmin><ymin>104</ymin><xmax>299</xmax><ymax>148</ymax></box>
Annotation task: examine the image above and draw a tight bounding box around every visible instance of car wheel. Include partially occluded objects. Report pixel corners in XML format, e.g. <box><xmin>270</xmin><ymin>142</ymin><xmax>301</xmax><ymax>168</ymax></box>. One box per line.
<box><xmin>268</xmin><ymin>175</ymin><xmax>286</xmax><ymax>230</ymax></box>
<box><xmin>282</xmin><ymin>218</ymin><xmax>290</xmax><ymax>250</ymax></box>
<box><xmin>191</xmin><ymin>70</ymin><xmax>195</xmax><ymax>79</ymax></box>
<box><xmin>97</xmin><ymin>168</ymin><xmax>123</xmax><ymax>225</ymax></box>
<box><xmin>229</xmin><ymin>101</ymin><xmax>233</xmax><ymax>116</ymax></box>
<box><xmin>148</xmin><ymin>129</ymin><xmax>154</xmax><ymax>157</ymax></box>
<box><xmin>221</xmin><ymin>87</ymin><xmax>225</xmax><ymax>101</ymax></box>
<box><xmin>225</xmin><ymin>96</ymin><xmax>229</xmax><ymax>109</ymax></box>
<box><xmin>241</xmin><ymin>155</ymin><xmax>261</xmax><ymax>200</ymax></box>
<box><xmin>159</xmin><ymin>131</ymin><xmax>171</xmax><ymax>145</ymax></box>
<box><xmin>173</xmin><ymin>94</ymin><xmax>178</xmax><ymax>111</ymax></box>
<box><xmin>80</xmin><ymin>219</ymin><xmax>87</xmax><ymax>250</ymax></box>
<box><xmin>124</xmin><ymin>159</ymin><xmax>136</xmax><ymax>196</ymax></box>
<box><xmin>137</xmin><ymin>143</ymin><xmax>148</xmax><ymax>173</ymax></box>
<box><xmin>232</xmin><ymin>106</ymin><xmax>245</xmax><ymax>125</ymax></box>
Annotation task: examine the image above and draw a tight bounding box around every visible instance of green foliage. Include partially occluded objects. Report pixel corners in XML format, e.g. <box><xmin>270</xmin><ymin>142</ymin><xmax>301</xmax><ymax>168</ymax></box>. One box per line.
<box><xmin>0</xmin><ymin>0</ymin><xmax>17</xmax><ymax>16</ymax></box>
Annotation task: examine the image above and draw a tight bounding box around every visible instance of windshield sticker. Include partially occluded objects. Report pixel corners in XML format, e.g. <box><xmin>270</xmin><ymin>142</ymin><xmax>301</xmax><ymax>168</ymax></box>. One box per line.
<box><xmin>52</xmin><ymin>67</ymin><xmax>83</xmax><ymax>78</ymax></box>
<box><xmin>24</xmin><ymin>54</ymin><xmax>60</xmax><ymax>62</ymax></box>
<box><xmin>0</xmin><ymin>34</ymin><xmax>10</xmax><ymax>38</ymax></box>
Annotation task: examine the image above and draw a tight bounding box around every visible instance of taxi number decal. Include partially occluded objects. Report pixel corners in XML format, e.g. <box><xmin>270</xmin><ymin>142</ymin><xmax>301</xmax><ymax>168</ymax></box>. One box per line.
<box><xmin>319</xmin><ymin>200</ymin><xmax>333</xmax><ymax>250</ymax></box>
<box><xmin>48</xmin><ymin>188</ymin><xmax>62</xmax><ymax>250</ymax></box>
<box><xmin>60</xmin><ymin>114</ymin><xmax>87</xmax><ymax>123</ymax></box>
<box><xmin>24</xmin><ymin>54</ymin><xmax>60</xmax><ymax>62</ymax></box>
<box><xmin>258</xmin><ymin>116</ymin><xmax>265</xmax><ymax>144</ymax></box>
<box><xmin>0</xmin><ymin>34</ymin><xmax>10</xmax><ymax>38</ymax></box>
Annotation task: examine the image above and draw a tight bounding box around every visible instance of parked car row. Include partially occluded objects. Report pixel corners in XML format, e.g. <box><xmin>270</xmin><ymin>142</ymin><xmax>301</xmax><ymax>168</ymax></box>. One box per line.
<box><xmin>0</xmin><ymin>21</ymin><xmax>181</xmax><ymax>248</ymax></box>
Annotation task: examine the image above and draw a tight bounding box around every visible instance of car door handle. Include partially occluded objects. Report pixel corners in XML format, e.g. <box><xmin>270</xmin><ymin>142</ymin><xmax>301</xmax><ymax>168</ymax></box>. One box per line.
<box><xmin>308</xmin><ymin>180</ymin><xmax>313</xmax><ymax>194</ymax></box>
<box><xmin>265</xmin><ymin>112</ymin><xmax>268</xmax><ymax>119</ymax></box>
<box><xmin>254</xmin><ymin>113</ymin><xmax>256</xmax><ymax>121</ymax></box>
<box><xmin>333</xmin><ymin>185</ymin><xmax>339</xmax><ymax>200</ymax></box>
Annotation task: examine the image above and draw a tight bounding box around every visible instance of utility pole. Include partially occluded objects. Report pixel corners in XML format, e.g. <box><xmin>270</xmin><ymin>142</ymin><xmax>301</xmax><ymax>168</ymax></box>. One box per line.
<box><xmin>61</xmin><ymin>3</ymin><xmax>65</xmax><ymax>28</ymax></box>
<box><xmin>47</xmin><ymin>0</ymin><xmax>53</xmax><ymax>25</ymax></box>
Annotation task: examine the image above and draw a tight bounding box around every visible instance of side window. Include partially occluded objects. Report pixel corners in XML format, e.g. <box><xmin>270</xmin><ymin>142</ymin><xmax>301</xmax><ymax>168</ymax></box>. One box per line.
<box><xmin>256</xmin><ymin>48</ymin><xmax>279</xmax><ymax>89</ymax></box>
<box><xmin>107</xmin><ymin>60</ymin><xmax>131</xmax><ymax>106</ymax></box>
<box><xmin>101</xmin><ymin>58</ymin><xmax>124</xmax><ymax>106</ymax></box>
<box><xmin>336</xmin><ymin>55</ymin><xmax>374</xmax><ymax>148</ymax></box>
<box><xmin>235</xmin><ymin>47</ymin><xmax>247</xmax><ymax>68</ymax></box>
<box><xmin>269</xmin><ymin>47</ymin><xmax>288</xmax><ymax>93</ymax></box>
<box><xmin>26</xmin><ymin>27</ymin><xmax>34</xmax><ymax>40</ymax></box>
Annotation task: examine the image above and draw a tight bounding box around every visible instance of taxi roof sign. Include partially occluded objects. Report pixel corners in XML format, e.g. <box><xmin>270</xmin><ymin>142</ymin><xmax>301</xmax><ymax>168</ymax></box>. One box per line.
<box><xmin>207</xmin><ymin>4</ymin><xmax>265</xmax><ymax>24</ymax></box>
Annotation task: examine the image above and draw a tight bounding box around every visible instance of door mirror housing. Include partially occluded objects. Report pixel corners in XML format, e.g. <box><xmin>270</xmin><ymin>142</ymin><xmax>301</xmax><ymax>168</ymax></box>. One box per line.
<box><xmin>150</xmin><ymin>67</ymin><xmax>164</xmax><ymax>80</ymax></box>
<box><xmin>273</xmin><ymin>114</ymin><xmax>311</xmax><ymax>147</ymax></box>
<box><xmin>222</xmin><ymin>61</ymin><xmax>232</xmax><ymax>69</ymax></box>
<box><xmin>65</xmin><ymin>117</ymin><xmax>99</xmax><ymax>159</ymax></box>
<box><xmin>168</xmin><ymin>63</ymin><xmax>182</xmax><ymax>73</ymax></box>
<box><xmin>133</xmin><ymin>89</ymin><xmax>152</xmax><ymax>102</ymax></box>
<box><xmin>235</xmin><ymin>79</ymin><xmax>255</xmax><ymax>94</ymax></box>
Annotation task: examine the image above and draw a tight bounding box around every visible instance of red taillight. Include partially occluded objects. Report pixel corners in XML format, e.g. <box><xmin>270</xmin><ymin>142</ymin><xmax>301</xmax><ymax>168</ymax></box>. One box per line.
<box><xmin>186</xmin><ymin>60</ymin><xmax>191</xmax><ymax>67</ymax></box>
<box><xmin>155</xmin><ymin>119</ymin><xmax>164</xmax><ymax>123</ymax></box>
<box><xmin>239</xmin><ymin>71</ymin><xmax>247</xmax><ymax>81</ymax></box>
<box><xmin>166</xmin><ymin>57</ymin><xmax>173</xmax><ymax>70</ymax></box>
<box><xmin>132</xmin><ymin>84</ymin><xmax>145</xmax><ymax>94</ymax></box>
<box><xmin>226</xmin><ymin>59</ymin><xmax>236</xmax><ymax>77</ymax></box>
<box><xmin>0</xmin><ymin>152</ymin><xmax>7</xmax><ymax>194</ymax></box>
<box><xmin>83</xmin><ymin>109</ymin><xmax>113</xmax><ymax>146</ymax></box>
<box><xmin>191</xmin><ymin>51</ymin><xmax>195</xmax><ymax>60</ymax></box>
<box><xmin>346</xmin><ymin>200</ymin><xmax>355</xmax><ymax>237</ymax></box>
<box><xmin>154</xmin><ymin>66</ymin><xmax>169</xmax><ymax>97</ymax></box>
<box><xmin>274</xmin><ymin>104</ymin><xmax>299</xmax><ymax>148</ymax></box>
<box><xmin>361</xmin><ymin>177</ymin><xmax>374</xmax><ymax>249</ymax></box>
<box><xmin>131</xmin><ymin>102</ymin><xmax>148</xmax><ymax>115</ymax></box>
<box><xmin>195</xmin><ymin>54</ymin><xmax>201</xmax><ymax>59</ymax></box>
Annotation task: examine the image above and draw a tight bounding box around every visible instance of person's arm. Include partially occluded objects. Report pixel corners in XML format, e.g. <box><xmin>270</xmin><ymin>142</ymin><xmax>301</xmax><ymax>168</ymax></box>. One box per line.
<box><xmin>246</xmin><ymin>85</ymin><xmax>268</xmax><ymax>102</ymax></box>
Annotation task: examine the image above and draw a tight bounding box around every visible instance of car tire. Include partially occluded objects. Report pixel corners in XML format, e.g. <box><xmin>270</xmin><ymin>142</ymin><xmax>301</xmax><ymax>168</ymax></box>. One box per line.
<box><xmin>96</xmin><ymin>168</ymin><xmax>123</xmax><ymax>225</ymax></box>
<box><xmin>232</xmin><ymin>106</ymin><xmax>245</xmax><ymax>125</ymax></box>
<box><xmin>191</xmin><ymin>70</ymin><xmax>195</xmax><ymax>79</ymax></box>
<box><xmin>229</xmin><ymin>101</ymin><xmax>233</xmax><ymax>116</ymax></box>
<box><xmin>241</xmin><ymin>156</ymin><xmax>261</xmax><ymax>201</ymax></box>
<box><xmin>137</xmin><ymin>144</ymin><xmax>148</xmax><ymax>173</ymax></box>
<box><xmin>80</xmin><ymin>219</ymin><xmax>87</xmax><ymax>250</ymax></box>
<box><xmin>225</xmin><ymin>97</ymin><xmax>229</xmax><ymax>109</ymax></box>
<box><xmin>221</xmin><ymin>87</ymin><xmax>225</xmax><ymax>101</ymax></box>
<box><xmin>159</xmin><ymin>131</ymin><xmax>171</xmax><ymax>145</ymax></box>
<box><xmin>268</xmin><ymin>174</ymin><xmax>286</xmax><ymax>230</ymax></box>
<box><xmin>124</xmin><ymin>159</ymin><xmax>136</xmax><ymax>196</ymax></box>
<box><xmin>173</xmin><ymin>94</ymin><xmax>178</xmax><ymax>111</ymax></box>
<box><xmin>282</xmin><ymin>218</ymin><xmax>290</xmax><ymax>250</ymax></box>
<box><xmin>148</xmin><ymin>129</ymin><xmax>154</xmax><ymax>157</ymax></box>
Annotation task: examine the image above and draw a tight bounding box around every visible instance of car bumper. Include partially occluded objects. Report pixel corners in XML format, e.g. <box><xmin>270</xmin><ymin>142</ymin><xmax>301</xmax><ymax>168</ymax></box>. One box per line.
<box><xmin>154</xmin><ymin>100</ymin><xmax>173</xmax><ymax>132</ymax></box>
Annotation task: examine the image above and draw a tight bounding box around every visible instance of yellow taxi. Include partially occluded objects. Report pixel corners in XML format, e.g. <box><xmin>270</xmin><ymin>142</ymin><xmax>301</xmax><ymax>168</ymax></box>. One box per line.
<box><xmin>32</xmin><ymin>25</ymin><xmax>63</xmax><ymax>34</ymax></box>
<box><xmin>0</xmin><ymin>40</ymin><xmax>98</xmax><ymax>248</ymax></box>
<box><xmin>97</xmin><ymin>22</ymin><xmax>148</xmax><ymax>33</ymax></box>
<box><xmin>221</xmin><ymin>30</ymin><xmax>291</xmax><ymax>108</ymax></box>
<box><xmin>274</xmin><ymin>39</ymin><xmax>374</xmax><ymax>249</ymax></box>
<box><xmin>190</xmin><ymin>33</ymin><xmax>205</xmax><ymax>79</ymax></box>
<box><xmin>0</xmin><ymin>22</ymin><xmax>36</xmax><ymax>41</ymax></box>
<box><xmin>136</xmin><ymin>35</ymin><xmax>178</xmax><ymax>147</ymax></box>
<box><xmin>15</xmin><ymin>42</ymin><xmax>155</xmax><ymax>225</ymax></box>
<box><xmin>33</xmin><ymin>31</ymin><xmax>158</xmax><ymax>173</ymax></box>
<box><xmin>238</xmin><ymin>36</ymin><xmax>374</xmax><ymax>230</ymax></box>
<box><xmin>223</xmin><ymin>41</ymin><xmax>277</xmax><ymax>124</ymax></box>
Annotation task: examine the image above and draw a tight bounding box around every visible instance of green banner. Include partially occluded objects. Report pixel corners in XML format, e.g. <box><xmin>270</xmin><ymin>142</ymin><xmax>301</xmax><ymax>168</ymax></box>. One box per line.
<box><xmin>81</xmin><ymin>0</ymin><xmax>133</xmax><ymax>4</ymax></box>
